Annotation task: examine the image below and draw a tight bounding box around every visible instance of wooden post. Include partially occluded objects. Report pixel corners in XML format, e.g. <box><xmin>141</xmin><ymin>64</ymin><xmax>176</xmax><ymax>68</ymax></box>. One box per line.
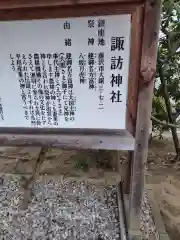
<box><xmin>122</xmin><ymin>5</ymin><xmax>143</xmax><ymax>195</ymax></box>
<box><xmin>123</xmin><ymin>151</ymin><xmax>133</xmax><ymax>194</ymax></box>
<box><xmin>128</xmin><ymin>0</ymin><xmax>162</xmax><ymax>238</ymax></box>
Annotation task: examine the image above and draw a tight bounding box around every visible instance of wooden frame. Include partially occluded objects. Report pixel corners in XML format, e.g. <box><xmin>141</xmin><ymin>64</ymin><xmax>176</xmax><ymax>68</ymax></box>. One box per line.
<box><xmin>0</xmin><ymin>1</ymin><xmax>143</xmax><ymax>150</ymax></box>
<box><xmin>0</xmin><ymin>0</ymin><xmax>144</xmax><ymax>10</ymax></box>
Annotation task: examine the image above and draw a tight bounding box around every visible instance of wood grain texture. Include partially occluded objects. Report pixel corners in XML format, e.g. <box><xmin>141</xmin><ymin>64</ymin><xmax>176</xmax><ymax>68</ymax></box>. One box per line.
<box><xmin>128</xmin><ymin>0</ymin><xmax>162</xmax><ymax>238</ymax></box>
<box><xmin>126</xmin><ymin>5</ymin><xmax>143</xmax><ymax>136</ymax></box>
<box><xmin>0</xmin><ymin>0</ymin><xmax>144</xmax><ymax>10</ymax></box>
<box><xmin>122</xmin><ymin>5</ymin><xmax>143</xmax><ymax>195</ymax></box>
<box><xmin>0</xmin><ymin>131</ymin><xmax>134</xmax><ymax>150</ymax></box>
<box><xmin>0</xmin><ymin>3</ymin><xmax>136</xmax><ymax>21</ymax></box>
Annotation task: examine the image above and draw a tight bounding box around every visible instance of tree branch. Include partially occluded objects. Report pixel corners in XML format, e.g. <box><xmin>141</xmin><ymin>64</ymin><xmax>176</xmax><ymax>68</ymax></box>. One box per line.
<box><xmin>158</xmin><ymin>58</ymin><xmax>180</xmax><ymax>154</ymax></box>
<box><xmin>151</xmin><ymin>115</ymin><xmax>180</xmax><ymax>129</ymax></box>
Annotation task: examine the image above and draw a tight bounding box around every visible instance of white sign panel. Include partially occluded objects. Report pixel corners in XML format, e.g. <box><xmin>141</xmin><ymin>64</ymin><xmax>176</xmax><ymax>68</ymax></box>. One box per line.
<box><xmin>0</xmin><ymin>15</ymin><xmax>131</xmax><ymax>130</ymax></box>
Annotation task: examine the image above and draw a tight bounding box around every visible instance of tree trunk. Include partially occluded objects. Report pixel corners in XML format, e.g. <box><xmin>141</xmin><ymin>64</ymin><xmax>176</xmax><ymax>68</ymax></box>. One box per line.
<box><xmin>159</xmin><ymin>65</ymin><xmax>180</xmax><ymax>161</ymax></box>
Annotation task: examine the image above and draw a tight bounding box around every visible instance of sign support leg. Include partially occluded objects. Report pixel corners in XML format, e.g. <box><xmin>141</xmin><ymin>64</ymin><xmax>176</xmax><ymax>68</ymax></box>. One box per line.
<box><xmin>127</xmin><ymin>0</ymin><xmax>162</xmax><ymax>239</ymax></box>
<box><xmin>122</xmin><ymin>151</ymin><xmax>133</xmax><ymax>195</ymax></box>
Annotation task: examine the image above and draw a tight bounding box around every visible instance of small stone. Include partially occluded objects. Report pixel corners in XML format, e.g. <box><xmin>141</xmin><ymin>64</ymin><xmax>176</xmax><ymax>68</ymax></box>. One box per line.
<box><xmin>0</xmin><ymin>176</ymin><xmax>4</xmax><ymax>185</ymax></box>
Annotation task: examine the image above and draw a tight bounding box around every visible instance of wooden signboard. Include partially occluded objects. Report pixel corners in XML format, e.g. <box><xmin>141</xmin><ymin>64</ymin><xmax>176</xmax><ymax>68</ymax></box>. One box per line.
<box><xmin>0</xmin><ymin>0</ymin><xmax>145</xmax><ymax>151</ymax></box>
<box><xmin>0</xmin><ymin>0</ymin><xmax>162</xmax><ymax>239</ymax></box>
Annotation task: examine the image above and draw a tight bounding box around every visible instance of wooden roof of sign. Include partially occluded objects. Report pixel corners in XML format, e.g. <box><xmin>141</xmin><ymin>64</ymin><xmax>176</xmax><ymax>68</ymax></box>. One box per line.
<box><xmin>0</xmin><ymin>0</ymin><xmax>144</xmax><ymax>9</ymax></box>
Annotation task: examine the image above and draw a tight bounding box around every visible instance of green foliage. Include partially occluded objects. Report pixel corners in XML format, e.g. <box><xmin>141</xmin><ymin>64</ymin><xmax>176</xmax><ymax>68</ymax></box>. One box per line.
<box><xmin>152</xmin><ymin>96</ymin><xmax>169</xmax><ymax>137</ymax></box>
<box><xmin>153</xmin><ymin>0</ymin><xmax>180</xmax><ymax>134</ymax></box>
<box><xmin>73</xmin><ymin>154</ymin><xmax>89</xmax><ymax>171</ymax></box>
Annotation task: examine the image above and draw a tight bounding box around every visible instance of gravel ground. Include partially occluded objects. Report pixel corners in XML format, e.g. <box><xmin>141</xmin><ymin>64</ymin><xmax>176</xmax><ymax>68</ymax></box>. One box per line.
<box><xmin>0</xmin><ymin>174</ymin><xmax>158</xmax><ymax>240</ymax></box>
<box><xmin>0</xmin><ymin>174</ymin><xmax>120</xmax><ymax>240</ymax></box>
<box><xmin>140</xmin><ymin>191</ymin><xmax>159</xmax><ymax>240</ymax></box>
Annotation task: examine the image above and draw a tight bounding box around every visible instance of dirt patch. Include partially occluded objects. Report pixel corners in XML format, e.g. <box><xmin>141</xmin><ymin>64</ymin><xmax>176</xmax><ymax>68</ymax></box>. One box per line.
<box><xmin>0</xmin><ymin>139</ymin><xmax>180</xmax><ymax>239</ymax></box>
<box><xmin>147</xmin><ymin>139</ymin><xmax>180</xmax><ymax>240</ymax></box>
<box><xmin>152</xmin><ymin>176</ymin><xmax>180</xmax><ymax>240</ymax></box>
<box><xmin>0</xmin><ymin>148</ymin><xmax>123</xmax><ymax>183</ymax></box>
